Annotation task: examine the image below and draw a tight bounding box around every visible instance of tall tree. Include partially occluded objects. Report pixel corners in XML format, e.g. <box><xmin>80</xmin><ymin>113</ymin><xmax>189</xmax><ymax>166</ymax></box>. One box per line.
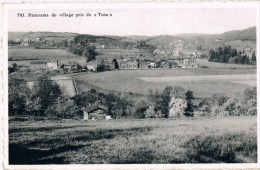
<box><xmin>33</xmin><ymin>76</ymin><xmax>62</xmax><ymax>112</ymax></box>
<box><xmin>251</xmin><ymin>51</ymin><xmax>256</xmax><ymax>63</ymax></box>
<box><xmin>184</xmin><ymin>90</ymin><xmax>195</xmax><ymax>117</ymax></box>
<box><xmin>9</xmin><ymin>77</ymin><xmax>31</xmax><ymax>116</ymax></box>
<box><xmin>83</xmin><ymin>45</ymin><xmax>97</xmax><ymax>62</ymax></box>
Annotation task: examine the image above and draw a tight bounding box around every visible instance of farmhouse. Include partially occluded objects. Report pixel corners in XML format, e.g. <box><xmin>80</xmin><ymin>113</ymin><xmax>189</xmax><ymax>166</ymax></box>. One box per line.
<box><xmin>68</xmin><ymin>61</ymin><xmax>78</xmax><ymax>70</ymax></box>
<box><xmin>83</xmin><ymin>105</ymin><xmax>111</xmax><ymax>120</ymax></box>
<box><xmin>148</xmin><ymin>62</ymin><xmax>157</xmax><ymax>69</ymax></box>
<box><xmin>168</xmin><ymin>59</ymin><xmax>180</xmax><ymax>68</ymax></box>
<box><xmin>160</xmin><ymin>61</ymin><xmax>169</xmax><ymax>69</ymax></box>
<box><xmin>30</xmin><ymin>60</ymin><xmax>58</xmax><ymax>70</ymax></box>
<box><xmin>86</xmin><ymin>60</ymin><xmax>98</xmax><ymax>71</ymax></box>
<box><xmin>139</xmin><ymin>60</ymin><xmax>150</xmax><ymax>69</ymax></box>
<box><xmin>117</xmin><ymin>58</ymin><xmax>138</xmax><ymax>70</ymax></box>
<box><xmin>179</xmin><ymin>59</ymin><xmax>199</xmax><ymax>68</ymax></box>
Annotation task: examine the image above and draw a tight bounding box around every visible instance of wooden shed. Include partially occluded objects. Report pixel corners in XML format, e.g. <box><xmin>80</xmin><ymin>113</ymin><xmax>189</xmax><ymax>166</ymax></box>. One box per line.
<box><xmin>85</xmin><ymin>105</ymin><xmax>109</xmax><ymax>120</ymax></box>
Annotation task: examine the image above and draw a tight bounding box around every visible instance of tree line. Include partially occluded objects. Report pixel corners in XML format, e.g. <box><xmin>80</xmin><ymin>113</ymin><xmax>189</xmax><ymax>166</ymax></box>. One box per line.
<box><xmin>9</xmin><ymin>76</ymin><xmax>256</xmax><ymax>119</ymax></box>
<box><xmin>208</xmin><ymin>46</ymin><xmax>256</xmax><ymax>65</ymax></box>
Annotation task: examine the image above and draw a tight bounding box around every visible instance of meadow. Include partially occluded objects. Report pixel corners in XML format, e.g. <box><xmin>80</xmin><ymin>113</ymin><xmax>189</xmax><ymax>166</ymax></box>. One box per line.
<box><xmin>8</xmin><ymin>48</ymin><xmax>85</xmax><ymax>66</ymax></box>
<box><xmin>72</xmin><ymin>68</ymin><xmax>256</xmax><ymax>98</ymax></box>
<box><xmin>9</xmin><ymin>116</ymin><xmax>257</xmax><ymax>164</ymax></box>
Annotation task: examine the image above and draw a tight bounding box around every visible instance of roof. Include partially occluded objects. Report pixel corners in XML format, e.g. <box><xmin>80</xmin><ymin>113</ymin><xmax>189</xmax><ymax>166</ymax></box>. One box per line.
<box><xmin>85</xmin><ymin>105</ymin><xmax>108</xmax><ymax>113</ymax></box>
<box><xmin>30</xmin><ymin>61</ymin><xmax>47</xmax><ymax>64</ymax></box>
<box><xmin>139</xmin><ymin>60</ymin><xmax>151</xmax><ymax>65</ymax></box>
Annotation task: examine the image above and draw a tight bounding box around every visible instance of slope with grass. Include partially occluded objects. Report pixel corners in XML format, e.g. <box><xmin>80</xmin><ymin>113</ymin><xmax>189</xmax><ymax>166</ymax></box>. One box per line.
<box><xmin>9</xmin><ymin>116</ymin><xmax>257</xmax><ymax>164</ymax></box>
<box><xmin>72</xmin><ymin>68</ymin><xmax>256</xmax><ymax>99</ymax></box>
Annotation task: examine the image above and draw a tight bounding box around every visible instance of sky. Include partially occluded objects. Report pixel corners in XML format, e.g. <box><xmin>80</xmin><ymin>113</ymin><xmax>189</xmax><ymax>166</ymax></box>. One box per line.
<box><xmin>8</xmin><ymin>8</ymin><xmax>256</xmax><ymax>36</ymax></box>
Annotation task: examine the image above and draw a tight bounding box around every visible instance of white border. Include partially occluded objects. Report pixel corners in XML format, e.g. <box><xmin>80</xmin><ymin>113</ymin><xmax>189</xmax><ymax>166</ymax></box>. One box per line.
<box><xmin>2</xmin><ymin>1</ymin><xmax>260</xmax><ymax>170</ymax></box>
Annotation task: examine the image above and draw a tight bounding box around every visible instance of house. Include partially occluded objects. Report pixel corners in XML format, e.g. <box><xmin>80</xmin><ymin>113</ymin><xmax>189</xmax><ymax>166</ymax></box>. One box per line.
<box><xmin>139</xmin><ymin>60</ymin><xmax>150</xmax><ymax>69</ymax></box>
<box><xmin>180</xmin><ymin>59</ymin><xmax>199</xmax><ymax>68</ymax></box>
<box><xmin>47</xmin><ymin>60</ymin><xmax>58</xmax><ymax>69</ymax></box>
<box><xmin>86</xmin><ymin>60</ymin><xmax>98</xmax><ymax>71</ymax></box>
<box><xmin>68</xmin><ymin>61</ymin><xmax>78</xmax><ymax>70</ymax></box>
<box><xmin>83</xmin><ymin>105</ymin><xmax>110</xmax><ymax>120</ymax></box>
<box><xmin>160</xmin><ymin>61</ymin><xmax>169</xmax><ymax>69</ymax></box>
<box><xmin>30</xmin><ymin>61</ymin><xmax>48</xmax><ymax>70</ymax></box>
<box><xmin>188</xmin><ymin>53</ymin><xmax>197</xmax><ymax>58</ymax></box>
<box><xmin>243</xmin><ymin>47</ymin><xmax>254</xmax><ymax>60</ymax></box>
<box><xmin>117</xmin><ymin>58</ymin><xmax>138</xmax><ymax>70</ymax></box>
<box><xmin>168</xmin><ymin>59</ymin><xmax>181</xmax><ymax>68</ymax></box>
<box><xmin>148</xmin><ymin>62</ymin><xmax>157</xmax><ymax>69</ymax></box>
<box><xmin>30</xmin><ymin>60</ymin><xmax>58</xmax><ymax>70</ymax></box>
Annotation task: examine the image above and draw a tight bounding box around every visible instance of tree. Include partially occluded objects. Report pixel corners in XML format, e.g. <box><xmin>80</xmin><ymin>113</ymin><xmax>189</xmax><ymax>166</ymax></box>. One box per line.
<box><xmin>208</xmin><ymin>49</ymin><xmax>216</xmax><ymax>62</ymax></box>
<box><xmin>9</xmin><ymin>77</ymin><xmax>31</xmax><ymax>116</ymax></box>
<box><xmin>168</xmin><ymin>97</ymin><xmax>187</xmax><ymax>117</ymax></box>
<box><xmin>144</xmin><ymin>105</ymin><xmax>156</xmax><ymax>118</ymax></box>
<box><xmin>83</xmin><ymin>45</ymin><xmax>97</xmax><ymax>62</ymax></box>
<box><xmin>243</xmin><ymin>87</ymin><xmax>256</xmax><ymax>101</ymax></box>
<box><xmin>251</xmin><ymin>51</ymin><xmax>256</xmax><ymax>63</ymax></box>
<box><xmin>25</xmin><ymin>97</ymin><xmax>42</xmax><ymax>117</ymax></box>
<box><xmin>160</xmin><ymin>86</ymin><xmax>173</xmax><ymax>118</ymax></box>
<box><xmin>184</xmin><ymin>90</ymin><xmax>195</xmax><ymax>117</ymax></box>
<box><xmin>171</xmin><ymin>86</ymin><xmax>185</xmax><ymax>98</ymax></box>
<box><xmin>135</xmin><ymin>100</ymin><xmax>149</xmax><ymax>119</ymax></box>
<box><xmin>12</xmin><ymin>63</ymin><xmax>17</xmax><ymax>69</ymax></box>
<box><xmin>33</xmin><ymin>76</ymin><xmax>62</xmax><ymax>113</ymax></box>
<box><xmin>45</xmin><ymin>98</ymin><xmax>78</xmax><ymax>118</ymax></box>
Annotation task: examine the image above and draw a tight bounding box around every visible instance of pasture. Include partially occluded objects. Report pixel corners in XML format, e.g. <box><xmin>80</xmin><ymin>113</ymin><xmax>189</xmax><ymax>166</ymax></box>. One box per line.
<box><xmin>72</xmin><ymin>68</ymin><xmax>256</xmax><ymax>98</ymax></box>
<box><xmin>8</xmin><ymin>48</ymin><xmax>85</xmax><ymax>66</ymax></box>
<box><xmin>96</xmin><ymin>49</ymin><xmax>150</xmax><ymax>60</ymax></box>
<box><xmin>9</xmin><ymin>116</ymin><xmax>257</xmax><ymax>164</ymax></box>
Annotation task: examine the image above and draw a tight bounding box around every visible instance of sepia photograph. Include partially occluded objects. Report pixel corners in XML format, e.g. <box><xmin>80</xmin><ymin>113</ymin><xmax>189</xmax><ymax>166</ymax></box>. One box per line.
<box><xmin>1</xmin><ymin>1</ymin><xmax>260</xmax><ymax>169</ymax></box>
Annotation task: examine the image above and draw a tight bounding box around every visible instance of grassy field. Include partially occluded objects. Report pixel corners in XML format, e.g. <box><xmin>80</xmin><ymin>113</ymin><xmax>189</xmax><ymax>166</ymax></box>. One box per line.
<box><xmin>9</xmin><ymin>116</ymin><xmax>257</xmax><ymax>164</ymax></box>
<box><xmin>8</xmin><ymin>48</ymin><xmax>85</xmax><ymax>66</ymax></box>
<box><xmin>198</xmin><ymin>59</ymin><xmax>256</xmax><ymax>69</ymax></box>
<box><xmin>73</xmin><ymin>68</ymin><xmax>256</xmax><ymax>98</ymax></box>
<box><xmin>96</xmin><ymin>49</ymin><xmax>150</xmax><ymax>60</ymax></box>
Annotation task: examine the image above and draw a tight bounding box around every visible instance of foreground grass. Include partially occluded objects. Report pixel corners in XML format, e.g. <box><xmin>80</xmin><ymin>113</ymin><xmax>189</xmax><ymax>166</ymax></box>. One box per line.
<box><xmin>9</xmin><ymin>116</ymin><xmax>257</xmax><ymax>164</ymax></box>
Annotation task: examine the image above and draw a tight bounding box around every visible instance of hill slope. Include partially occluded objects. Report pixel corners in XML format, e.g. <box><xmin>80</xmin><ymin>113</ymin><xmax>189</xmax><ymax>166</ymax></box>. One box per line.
<box><xmin>9</xmin><ymin>27</ymin><xmax>256</xmax><ymax>51</ymax></box>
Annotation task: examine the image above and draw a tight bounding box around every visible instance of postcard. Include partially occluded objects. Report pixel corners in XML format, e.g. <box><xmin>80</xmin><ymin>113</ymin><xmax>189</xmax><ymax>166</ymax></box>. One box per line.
<box><xmin>1</xmin><ymin>1</ymin><xmax>260</xmax><ymax>169</ymax></box>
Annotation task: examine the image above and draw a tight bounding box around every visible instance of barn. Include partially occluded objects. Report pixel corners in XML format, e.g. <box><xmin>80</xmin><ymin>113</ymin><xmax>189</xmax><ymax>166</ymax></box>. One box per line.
<box><xmin>83</xmin><ymin>105</ymin><xmax>111</xmax><ymax>120</ymax></box>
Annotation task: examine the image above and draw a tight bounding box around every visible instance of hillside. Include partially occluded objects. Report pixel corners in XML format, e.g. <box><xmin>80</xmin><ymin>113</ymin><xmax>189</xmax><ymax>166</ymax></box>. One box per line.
<box><xmin>9</xmin><ymin>27</ymin><xmax>256</xmax><ymax>53</ymax></box>
<box><xmin>146</xmin><ymin>27</ymin><xmax>256</xmax><ymax>51</ymax></box>
<box><xmin>8</xmin><ymin>32</ymin><xmax>77</xmax><ymax>41</ymax></box>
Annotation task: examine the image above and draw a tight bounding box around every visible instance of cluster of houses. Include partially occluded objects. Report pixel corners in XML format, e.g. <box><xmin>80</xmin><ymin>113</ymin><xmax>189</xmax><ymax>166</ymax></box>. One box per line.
<box><xmin>9</xmin><ymin>37</ymin><xmax>62</xmax><ymax>48</ymax></box>
<box><xmin>29</xmin><ymin>57</ymin><xmax>199</xmax><ymax>72</ymax></box>
<box><xmin>237</xmin><ymin>47</ymin><xmax>255</xmax><ymax>60</ymax></box>
<box><xmin>153</xmin><ymin>40</ymin><xmax>184</xmax><ymax>57</ymax></box>
<box><xmin>86</xmin><ymin>57</ymin><xmax>199</xmax><ymax>71</ymax></box>
<box><xmin>30</xmin><ymin>60</ymin><xmax>58</xmax><ymax>70</ymax></box>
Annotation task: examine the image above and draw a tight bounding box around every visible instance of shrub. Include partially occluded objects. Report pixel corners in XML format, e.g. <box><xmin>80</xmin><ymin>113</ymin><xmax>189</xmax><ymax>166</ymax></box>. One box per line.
<box><xmin>168</xmin><ymin>97</ymin><xmax>187</xmax><ymax>117</ymax></box>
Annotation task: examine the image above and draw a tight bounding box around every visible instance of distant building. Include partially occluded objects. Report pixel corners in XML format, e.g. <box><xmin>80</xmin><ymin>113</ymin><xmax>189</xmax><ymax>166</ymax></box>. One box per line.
<box><xmin>160</xmin><ymin>61</ymin><xmax>169</xmax><ymax>69</ymax></box>
<box><xmin>30</xmin><ymin>60</ymin><xmax>58</xmax><ymax>70</ymax></box>
<box><xmin>180</xmin><ymin>59</ymin><xmax>199</xmax><ymax>68</ymax></box>
<box><xmin>68</xmin><ymin>61</ymin><xmax>78</xmax><ymax>70</ymax></box>
<box><xmin>84</xmin><ymin>105</ymin><xmax>109</xmax><ymax>120</ymax></box>
<box><xmin>168</xmin><ymin>59</ymin><xmax>181</xmax><ymax>68</ymax></box>
<box><xmin>30</xmin><ymin>61</ymin><xmax>48</xmax><ymax>70</ymax></box>
<box><xmin>139</xmin><ymin>60</ymin><xmax>150</xmax><ymax>69</ymax></box>
<box><xmin>243</xmin><ymin>47</ymin><xmax>254</xmax><ymax>60</ymax></box>
<box><xmin>117</xmin><ymin>58</ymin><xmax>138</xmax><ymax>70</ymax></box>
<box><xmin>148</xmin><ymin>62</ymin><xmax>157</xmax><ymax>69</ymax></box>
<box><xmin>86</xmin><ymin>60</ymin><xmax>98</xmax><ymax>71</ymax></box>
<box><xmin>188</xmin><ymin>53</ymin><xmax>197</xmax><ymax>58</ymax></box>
